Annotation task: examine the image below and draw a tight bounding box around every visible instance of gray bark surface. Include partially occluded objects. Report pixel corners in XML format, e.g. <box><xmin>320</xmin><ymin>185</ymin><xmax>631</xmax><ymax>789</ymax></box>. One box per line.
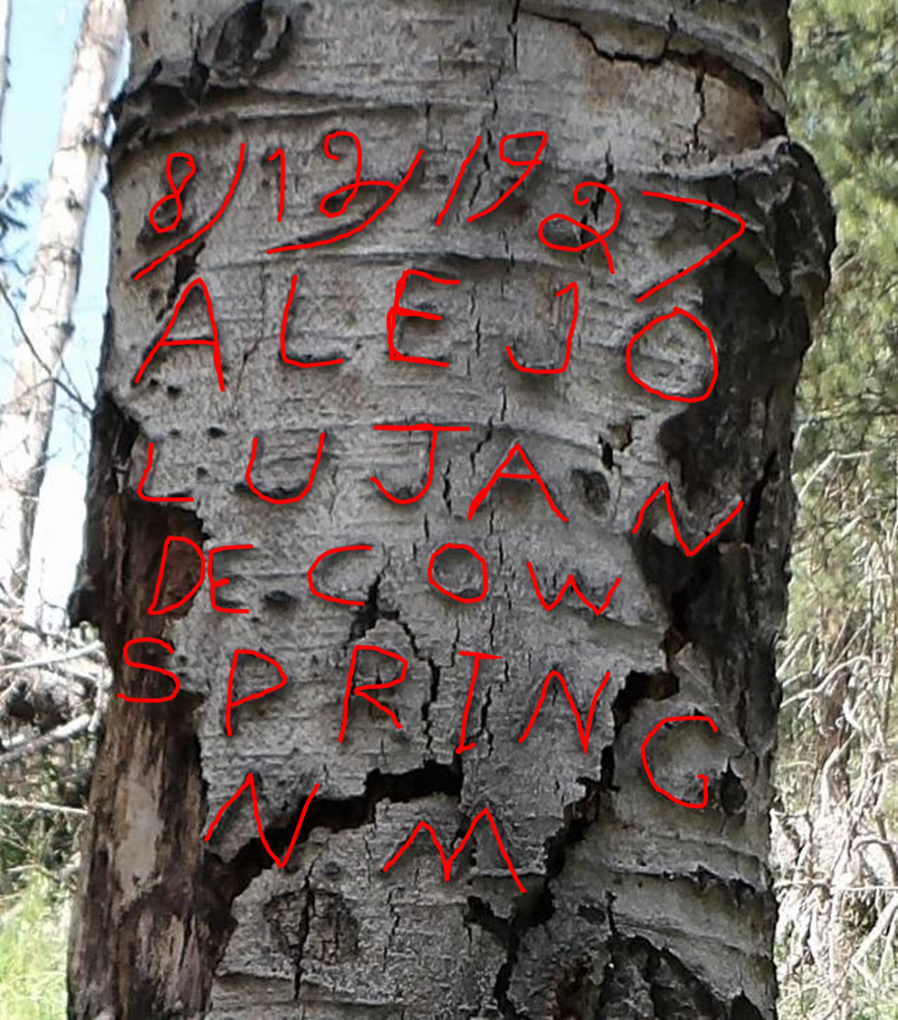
<box><xmin>69</xmin><ymin>1</ymin><xmax>833</xmax><ymax>1017</ymax></box>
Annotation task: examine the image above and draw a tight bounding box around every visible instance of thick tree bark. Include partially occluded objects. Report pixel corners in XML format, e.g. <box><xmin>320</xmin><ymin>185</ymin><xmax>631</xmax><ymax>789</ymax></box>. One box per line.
<box><xmin>0</xmin><ymin>0</ymin><xmax>124</xmax><ymax>603</ymax></box>
<box><xmin>69</xmin><ymin>1</ymin><xmax>833</xmax><ymax>1017</ymax></box>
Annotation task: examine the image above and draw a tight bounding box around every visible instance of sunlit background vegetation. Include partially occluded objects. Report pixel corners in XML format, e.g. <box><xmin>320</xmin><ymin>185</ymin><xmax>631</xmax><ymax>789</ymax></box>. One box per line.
<box><xmin>776</xmin><ymin>0</ymin><xmax>898</xmax><ymax>1015</ymax></box>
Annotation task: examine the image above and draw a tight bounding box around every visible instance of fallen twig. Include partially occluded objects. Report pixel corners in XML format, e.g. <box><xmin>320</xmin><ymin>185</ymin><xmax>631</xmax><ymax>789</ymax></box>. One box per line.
<box><xmin>0</xmin><ymin>641</ymin><xmax>104</xmax><ymax>674</ymax></box>
<box><xmin>0</xmin><ymin>713</ymin><xmax>91</xmax><ymax>768</ymax></box>
<box><xmin>0</xmin><ymin>795</ymin><xmax>87</xmax><ymax>817</ymax></box>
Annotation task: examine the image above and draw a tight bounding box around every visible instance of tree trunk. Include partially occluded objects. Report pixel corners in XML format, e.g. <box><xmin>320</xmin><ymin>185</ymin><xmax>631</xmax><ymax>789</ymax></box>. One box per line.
<box><xmin>68</xmin><ymin>1</ymin><xmax>833</xmax><ymax>1017</ymax></box>
<box><xmin>0</xmin><ymin>0</ymin><xmax>10</xmax><ymax>143</ymax></box>
<box><xmin>0</xmin><ymin>0</ymin><xmax>124</xmax><ymax>604</ymax></box>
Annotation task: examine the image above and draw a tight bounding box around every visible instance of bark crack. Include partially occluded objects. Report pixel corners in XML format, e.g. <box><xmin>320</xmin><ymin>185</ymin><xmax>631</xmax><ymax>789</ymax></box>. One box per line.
<box><xmin>292</xmin><ymin>873</ymin><xmax>314</xmax><ymax>1000</ymax></box>
<box><xmin>218</xmin><ymin>760</ymin><xmax>464</xmax><ymax>904</ymax></box>
<box><xmin>521</xmin><ymin>6</ymin><xmax>672</xmax><ymax>67</ymax></box>
<box><xmin>595</xmin><ymin>932</ymin><xmax>764</xmax><ymax>1019</ymax></box>
<box><xmin>441</xmin><ymin>458</ymin><xmax>453</xmax><ymax>515</ymax></box>
<box><xmin>160</xmin><ymin>241</ymin><xmax>205</xmax><ymax>319</ymax></box>
<box><xmin>520</xmin><ymin>5</ymin><xmax>783</xmax><ymax>138</ymax></box>
<box><xmin>508</xmin><ymin>0</ymin><xmax>522</xmax><ymax>71</ymax></box>
<box><xmin>692</xmin><ymin>70</ymin><xmax>707</xmax><ymax>156</ymax></box>
<box><xmin>465</xmin><ymin>773</ymin><xmax>609</xmax><ymax>1016</ymax></box>
<box><xmin>469</xmin><ymin>419</ymin><xmax>495</xmax><ymax>477</ymax></box>
<box><xmin>422</xmin><ymin>656</ymin><xmax>441</xmax><ymax>754</ymax></box>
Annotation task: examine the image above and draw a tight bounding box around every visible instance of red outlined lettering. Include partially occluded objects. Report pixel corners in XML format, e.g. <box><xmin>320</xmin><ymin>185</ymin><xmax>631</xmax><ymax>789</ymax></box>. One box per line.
<box><xmin>386</xmin><ymin>270</ymin><xmax>460</xmax><ymax>366</ymax></box>
<box><xmin>518</xmin><ymin>669</ymin><xmax>611</xmax><ymax>755</ymax></box>
<box><xmin>308</xmin><ymin>544</ymin><xmax>373</xmax><ymax>606</ymax></box>
<box><xmin>339</xmin><ymin>644</ymin><xmax>409</xmax><ymax>743</ymax></box>
<box><xmin>428</xmin><ymin>543</ymin><xmax>489</xmax><ymax>604</ymax></box>
<box><xmin>320</xmin><ymin>131</ymin><xmax>362</xmax><ymax>218</ymax></box>
<box><xmin>133</xmin><ymin>144</ymin><xmax>245</xmax><ymax>281</ymax></box>
<box><xmin>382</xmin><ymin>804</ymin><xmax>526</xmax><ymax>893</ymax></box>
<box><xmin>468</xmin><ymin>131</ymin><xmax>547</xmax><ymax>224</ymax></box>
<box><xmin>209</xmin><ymin>544</ymin><xmax>253</xmax><ymax>615</ymax></box>
<box><xmin>268</xmin><ymin>146</ymin><xmax>423</xmax><ymax>253</ymax></box>
<box><xmin>269</xmin><ymin>147</ymin><xmax>285</xmax><ymax>222</ymax></box>
<box><xmin>119</xmin><ymin>637</ymin><xmax>181</xmax><ymax>704</ymax></box>
<box><xmin>204</xmin><ymin>774</ymin><xmax>320</xmax><ymax>868</ymax></box>
<box><xmin>455</xmin><ymin>650</ymin><xmax>502</xmax><ymax>754</ymax></box>
<box><xmin>641</xmin><ymin>714</ymin><xmax>718</xmax><ymax>809</ymax></box>
<box><xmin>280</xmin><ymin>275</ymin><xmax>344</xmax><ymax>367</ymax></box>
<box><xmin>468</xmin><ymin>442</ymin><xmax>567</xmax><ymax>523</ymax></box>
<box><xmin>370</xmin><ymin>424</ymin><xmax>470</xmax><ymax>503</ymax></box>
<box><xmin>244</xmin><ymin>433</ymin><xmax>326</xmax><ymax>505</ymax></box>
<box><xmin>147</xmin><ymin>536</ymin><xmax>205</xmax><ymax>615</ymax></box>
<box><xmin>625</xmin><ymin>306</ymin><xmax>718</xmax><ymax>403</ymax></box>
<box><xmin>148</xmin><ymin>153</ymin><xmax>196</xmax><ymax>234</ymax></box>
<box><xmin>225</xmin><ymin>648</ymin><xmax>288</xmax><ymax>737</ymax></box>
<box><xmin>133</xmin><ymin>278</ymin><xmax>225</xmax><ymax>392</ymax></box>
<box><xmin>526</xmin><ymin>561</ymin><xmax>620</xmax><ymax>616</ymax></box>
<box><xmin>435</xmin><ymin>135</ymin><xmax>481</xmax><ymax>226</ymax></box>
<box><xmin>637</xmin><ymin>192</ymin><xmax>745</xmax><ymax>303</ymax></box>
<box><xmin>631</xmin><ymin>481</ymin><xmax>743</xmax><ymax>557</ymax></box>
<box><xmin>136</xmin><ymin>442</ymin><xmax>193</xmax><ymax>504</ymax></box>
<box><xmin>506</xmin><ymin>281</ymin><xmax>578</xmax><ymax>375</ymax></box>
<box><xmin>538</xmin><ymin>181</ymin><xmax>621</xmax><ymax>273</ymax></box>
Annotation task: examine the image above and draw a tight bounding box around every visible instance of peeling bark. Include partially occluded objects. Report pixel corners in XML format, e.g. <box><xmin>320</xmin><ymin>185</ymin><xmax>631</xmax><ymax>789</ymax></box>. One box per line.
<box><xmin>69</xmin><ymin>1</ymin><xmax>833</xmax><ymax>1017</ymax></box>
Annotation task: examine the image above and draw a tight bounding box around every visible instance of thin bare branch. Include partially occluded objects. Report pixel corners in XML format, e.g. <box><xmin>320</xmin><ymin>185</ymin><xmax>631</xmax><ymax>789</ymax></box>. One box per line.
<box><xmin>0</xmin><ymin>277</ymin><xmax>91</xmax><ymax>416</ymax></box>
<box><xmin>0</xmin><ymin>795</ymin><xmax>87</xmax><ymax>817</ymax></box>
<box><xmin>0</xmin><ymin>713</ymin><xmax>90</xmax><ymax>768</ymax></box>
<box><xmin>0</xmin><ymin>640</ymin><xmax>103</xmax><ymax>674</ymax></box>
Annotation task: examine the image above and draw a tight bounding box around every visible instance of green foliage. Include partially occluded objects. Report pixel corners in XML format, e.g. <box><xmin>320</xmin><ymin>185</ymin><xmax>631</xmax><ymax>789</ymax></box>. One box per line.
<box><xmin>778</xmin><ymin>964</ymin><xmax>898</xmax><ymax>1020</ymax></box>
<box><xmin>787</xmin><ymin>0</ymin><xmax>898</xmax><ymax>693</ymax></box>
<box><xmin>790</xmin><ymin>0</ymin><xmax>898</xmax><ymax>502</ymax></box>
<box><xmin>0</xmin><ymin>747</ymin><xmax>90</xmax><ymax>899</ymax></box>
<box><xmin>0</xmin><ymin>807</ymin><xmax>78</xmax><ymax>899</ymax></box>
<box><xmin>0</xmin><ymin>869</ymin><xmax>69</xmax><ymax>1019</ymax></box>
<box><xmin>787</xmin><ymin>0</ymin><xmax>898</xmax><ymax>728</ymax></box>
<box><xmin>778</xmin><ymin>1</ymin><xmax>898</xmax><ymax>1015</ymax></box>
<box><xmin>0</xmin><ymin>756</ymin><xmax>87</xmax><ymax>1017</ymax></box>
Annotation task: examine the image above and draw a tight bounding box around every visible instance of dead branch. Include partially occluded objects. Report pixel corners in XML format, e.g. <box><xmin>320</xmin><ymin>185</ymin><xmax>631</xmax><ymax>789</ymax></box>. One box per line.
<box><xmin>0</xmin><ymin>713</ymin><xmax>91</xmax><ymax>768</ymax></box>
<box><xmin>0</xmin><ymin>795</ymin><xmax>87</xmax><ymax>817</ymax></box>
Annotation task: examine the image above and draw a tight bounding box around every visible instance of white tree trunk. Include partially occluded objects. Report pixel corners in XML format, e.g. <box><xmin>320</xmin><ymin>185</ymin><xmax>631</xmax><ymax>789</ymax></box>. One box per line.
<box><xmin>0</xmin><ymin>0</ymin><xmax>11</xmax><ymax>142</ymax></box>
<box><xmin>69</xmin><ymin>1</ymin><xmax>833</xmax><ymax>1017</ymax></box>
<box><xmin>0</xmin><ymin>0</ymin><xmax>124</xmax><ymax>603</ymax></box>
